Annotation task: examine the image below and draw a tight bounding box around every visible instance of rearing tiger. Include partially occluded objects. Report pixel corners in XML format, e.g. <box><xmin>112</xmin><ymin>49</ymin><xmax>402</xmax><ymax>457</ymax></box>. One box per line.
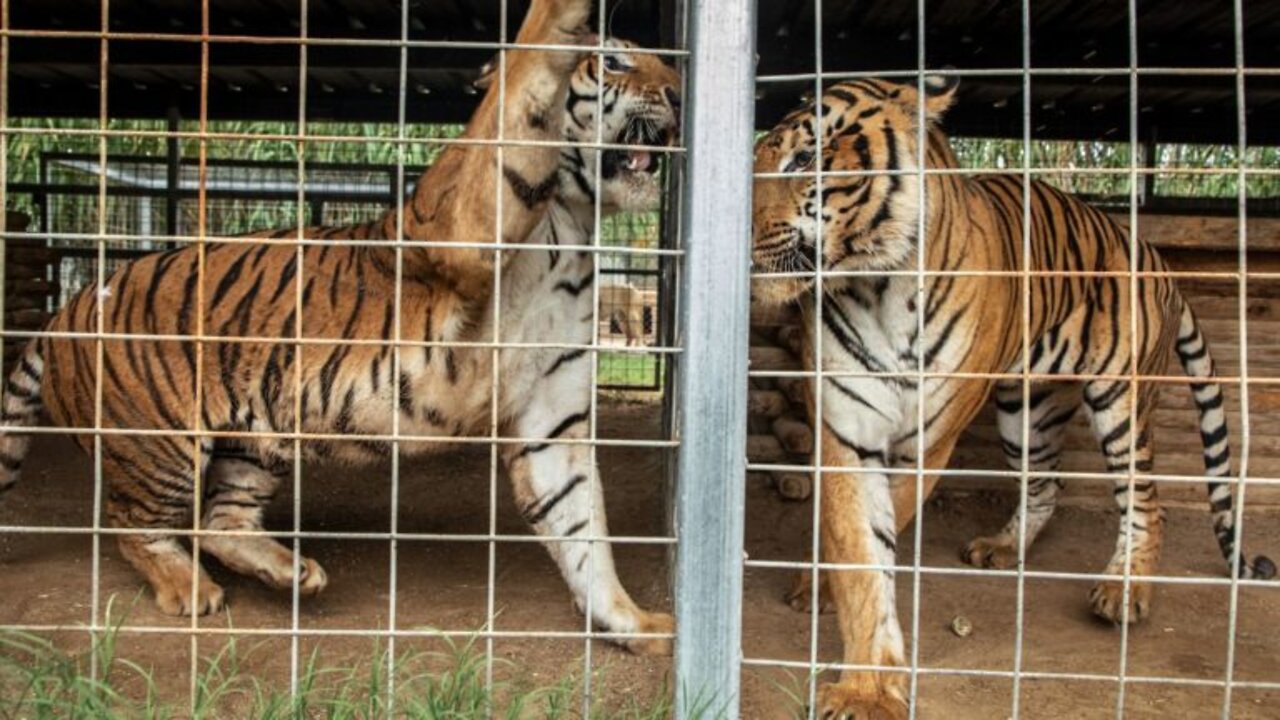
<box><xmin>751</xmin><ymin>77</ymin><xmax>1274</xmax><ymax>717</ymax></box>
<box><xmin>0</xmin><ymin>0</ymin><xmax>679</xmax><ymax>655</ymax></box>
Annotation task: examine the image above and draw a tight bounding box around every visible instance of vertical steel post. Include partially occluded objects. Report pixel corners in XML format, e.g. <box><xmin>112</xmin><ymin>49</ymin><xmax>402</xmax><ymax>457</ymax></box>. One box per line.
<box><xmin>673</xmin><ymin>0</ymin><xmax>756</xmax><ymax>715</ymax></box>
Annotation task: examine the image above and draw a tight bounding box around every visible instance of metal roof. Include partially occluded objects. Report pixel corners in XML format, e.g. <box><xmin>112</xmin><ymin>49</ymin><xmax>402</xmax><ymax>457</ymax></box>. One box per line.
<box><xmin>7</xmin><ymin>0</ymin><xmax>1279</xmax><ymax>144</ymax></box>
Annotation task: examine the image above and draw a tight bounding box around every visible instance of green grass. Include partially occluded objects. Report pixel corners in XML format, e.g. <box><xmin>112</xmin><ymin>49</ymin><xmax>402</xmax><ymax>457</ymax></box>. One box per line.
<box><xmin>0</xmin><ymin>598</ymin><xmax>700</xmax><ymax>719</ymax></box>
<box><xmin>598</xmin><ymin>352</ymin><xmax>661</xmax><ymax>389</ymax></box>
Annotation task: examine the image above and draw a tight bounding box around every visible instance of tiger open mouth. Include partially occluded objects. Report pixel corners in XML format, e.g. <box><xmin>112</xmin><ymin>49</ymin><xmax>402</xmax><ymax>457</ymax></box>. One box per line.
<box><xmin>601</xmin><ymin>114</ymin><xmax>674</xmax><ymax>180</ymax></box>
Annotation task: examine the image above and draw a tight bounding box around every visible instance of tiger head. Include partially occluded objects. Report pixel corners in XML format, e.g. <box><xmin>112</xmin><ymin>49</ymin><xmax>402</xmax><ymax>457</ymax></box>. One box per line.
<box><xmin>477</xmin><ymin>39</ymin><xmax>681</xmax><ymax>213</ymax></box>
<box><xmin>750</xmin><ymin>76</ymin><xmax>959</xmax><ymax>306</ymax></box>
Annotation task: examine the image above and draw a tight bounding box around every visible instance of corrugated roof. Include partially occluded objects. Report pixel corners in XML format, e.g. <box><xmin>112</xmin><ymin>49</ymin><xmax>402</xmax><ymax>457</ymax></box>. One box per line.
<box><xmin>7</xmin><ymin>0</ymin><xmax>1278</xmax><ymax>144</ymax></box>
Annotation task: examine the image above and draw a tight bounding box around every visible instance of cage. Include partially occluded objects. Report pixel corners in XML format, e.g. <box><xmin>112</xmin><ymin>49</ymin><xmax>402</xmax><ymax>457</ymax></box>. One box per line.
<box><xmin>0</xmin><ymin>0</ymin><xmax>1278</xmax><ymax>718</ymax></box>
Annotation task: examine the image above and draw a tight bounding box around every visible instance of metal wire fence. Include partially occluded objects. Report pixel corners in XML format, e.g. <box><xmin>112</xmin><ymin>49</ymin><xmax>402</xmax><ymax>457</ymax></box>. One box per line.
<box><xmin>740</xmin><ymin>1</ymin><xmax>1280</xmax><ymax>718</ymax></box>
<box><xmin>1</xmin><ymin>0</ymin><xmax>1277</xmax><ymax>718</ymax></box>
<box><xmin>11</xmin><ymin>150</ymin><xmax>666</xmax><ymax>387</ymax></box>
<box><xmin>0</xmin><ymin>0</ymin><xmax>704</xmax><ymax>717</ymax></box>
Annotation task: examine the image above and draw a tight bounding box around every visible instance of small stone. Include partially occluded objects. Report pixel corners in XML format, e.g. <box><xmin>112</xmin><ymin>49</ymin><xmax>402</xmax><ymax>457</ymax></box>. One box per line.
<box><xmin>950</xmin><ymin>615</ymin><xmax>973</xmax><ymax>638</ymax></box>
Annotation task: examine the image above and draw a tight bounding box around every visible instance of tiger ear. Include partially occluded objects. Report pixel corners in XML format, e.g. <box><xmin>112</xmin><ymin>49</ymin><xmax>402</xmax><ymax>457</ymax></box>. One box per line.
<box><xmin>919</xmin><ymin>70</ymin><xmax>959</xmax><ymax>120</ymax></box>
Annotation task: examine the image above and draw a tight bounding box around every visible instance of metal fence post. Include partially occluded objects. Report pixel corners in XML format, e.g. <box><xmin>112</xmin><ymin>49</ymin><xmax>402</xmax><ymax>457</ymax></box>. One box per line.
<box><xmin>674</xmin><ymin>0</ymin><xmax>757</xmax><ymax>715</ymax></box>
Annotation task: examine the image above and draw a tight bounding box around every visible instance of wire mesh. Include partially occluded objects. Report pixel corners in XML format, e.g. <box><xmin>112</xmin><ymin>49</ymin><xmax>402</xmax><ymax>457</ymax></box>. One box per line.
<box><xmin>3</xmin><ymin>0</ymin><xmax>1280</xmax><ymax>717</ymax></box>
<box><xmin>743</xmin><ymin>1</ymin><xmax>1279</xmax><ymax>718</ymax></box>
<box><xmin>0</xmin><ymin>0</ymin><xmax>687</xmax><ymax>715</ymax></box>
<box><xmin>15</xmin><ymin>151</ymin><xmax>665</xmax><ymax>387</ymax></box>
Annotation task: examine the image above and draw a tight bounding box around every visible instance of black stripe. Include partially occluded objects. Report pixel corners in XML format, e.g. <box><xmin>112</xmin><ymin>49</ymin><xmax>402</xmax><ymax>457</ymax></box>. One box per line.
<box><xmin>824</xmin><ymin>421</ymin><xmax>887</xmax><ymax>465</ymax></box>
<box><xmin>516</xmin><ymin>409</ymin><xmax>590</xmax><ymax>458</ymax></box>
<box><xmin>554</xmin><ymin>274</ymin><xmax>594</xmax><ymax>297</ymax></box>
<box><xmin>526</xmin><ymin>474</ymin><xmax>587</xmax><ymax>525</ymax></box>
<box><xmin>1193</xmin><ymin>390</ymin><xmax>1224</xmax><ymax>412</ymax></box>
<box><xmin>269</xmin><ymin>254</ymin><xmax>299</xmax><ymax>304</ymax></box>
<box><xmin>4</xmin><ymin>380</ymin><xmax>36</xmax><ymax>400</ymax></box>
<box><xmin>210</xmin><ymin>250</ymin><xmax>251</xmax><ymax>308</ymax></box>
<box><xmin>502</xmin><ymin>166</ymin><xmax>559</xmax><ymax>210</ymax></box>
<box><xmin>1200</xmin><ymin>423</ymin><xmax>1228</xmax><ymax>449</ymax></box>
<box><xmin>18</xmin><ymin>355</ymin><xmax>41</xmax><ymax>383</ymax></box>
<box><xmin>873</xmin><ymin>526</ymin><xmax>897</xmax><ymax>553</ymax></box>
<box><xmin>545</xmin><ymin>349</ymin><xmax>587</xmax><ymax>377</ymax></box>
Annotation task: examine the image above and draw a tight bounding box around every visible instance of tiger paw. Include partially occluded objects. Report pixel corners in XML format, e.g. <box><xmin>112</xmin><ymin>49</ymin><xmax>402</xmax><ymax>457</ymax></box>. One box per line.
<box><xmin>297</xmin><ymin>558</ymin><xmax>328</xmax><ymax>596</ymax></box>
<box><xmin>252</xmin><ymin>554</ymin><xmax>328</xmax><ymax>597</ymax></box>
<box><xmin>815</xmin><ymin>681</ymin><xmax>909</xmax><ymax>720</ymax></box>
<box><xmin>785</xmin><ymin>569</ymin><xmax>833</xmax><ymax>614</ymax></box>
<box><xmin>263</xmin><ymin>557</ymin><xmax>327</xmax><ymax>597</ymax></box>
<box><xmin>961</xmin><ymin>536</ymin><xmax>1019</xmax><ymax>570</ymax></box>
<box><xmin>1090</xmin><ymin>579</ymin><xmax>1152</xmax><ymax>624</ymax></box>
<box><xmin>155</xmin><ymin>576</ymin><xmax>226</xmax><ymax>617</ymax></box>
<box><xmin>620</xmin><ymin>611</ymin><xmax>674</xmax><ymax>656</ymax></box>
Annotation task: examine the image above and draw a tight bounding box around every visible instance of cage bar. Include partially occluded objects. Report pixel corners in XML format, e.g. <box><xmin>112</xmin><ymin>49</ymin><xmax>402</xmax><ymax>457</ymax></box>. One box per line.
<box><xmin>672</xmin><ymin>0</ymin><xmax>756</xmax><ymax>715</ymax></box>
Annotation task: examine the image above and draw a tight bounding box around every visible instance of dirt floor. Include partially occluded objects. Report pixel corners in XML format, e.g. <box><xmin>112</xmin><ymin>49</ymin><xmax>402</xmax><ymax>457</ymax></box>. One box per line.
<box><xmin>1</xmin><ymin>398</ymin><xmax>1278</xmax><ymax>718</ymax></box>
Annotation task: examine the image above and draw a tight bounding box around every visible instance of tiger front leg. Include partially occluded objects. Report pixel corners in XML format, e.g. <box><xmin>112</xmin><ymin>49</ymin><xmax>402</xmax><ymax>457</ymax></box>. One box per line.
<box><xmin>813</xmin><ymin>425</ymin><xmax>909</xmax><ymax>720</ymax></box>
<box><xmin>787</xmin><ymin>440</ymin><xmax>955</xmax><ymax>618</ymax></box>
<box><xmin>199</xmin><ymin>458</ymin><xmax>327</xmax><ymax>597</ymax></box>
<box><xmin>502</xmin><ymin>417</ymin><xmax>672</xmax><ymax>656</ymax></box>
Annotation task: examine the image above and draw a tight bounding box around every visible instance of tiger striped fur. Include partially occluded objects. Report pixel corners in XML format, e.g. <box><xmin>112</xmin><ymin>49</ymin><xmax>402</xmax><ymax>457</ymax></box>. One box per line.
<box><xmin>0</xmin><ymin>11</ymin><xmax>680</xmax><ymax>654</ymax></box>
<box><xmin>751</xmin><ymin>76</ymin><xmax>1274</xmax><ymax>717</ymax></box>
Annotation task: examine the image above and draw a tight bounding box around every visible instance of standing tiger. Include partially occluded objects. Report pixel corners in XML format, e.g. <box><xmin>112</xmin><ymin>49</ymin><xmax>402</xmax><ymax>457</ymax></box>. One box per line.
<box><xmin>751</xmin><ymin>77</ymin><xmax>1274</xmax><ymax>716</ymax></box>
<box><xmin>599</xmin><ymin>281</ymin><xmax>648</xmax><ymax>346</ymax></box>
<box><xmin>0</xmin><ymin>0</ymin><xmax>680</xmax><ymax>656</ymax></box>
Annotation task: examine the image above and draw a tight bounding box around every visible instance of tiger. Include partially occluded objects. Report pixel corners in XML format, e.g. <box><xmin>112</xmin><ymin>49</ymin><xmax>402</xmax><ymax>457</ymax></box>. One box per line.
<box><xmin>750</xmin><ymin>76</ymin><xmax>1275</xmax><ymax>716</ymax></box>
<box><xmin>598</xmin><ymin>282</ymin><xmax>648</xmax><ymax>346</ymax></box>
<box><xmin>0</xmin><ymin>3</ymin><xmax>680</xmax><ymax>656</ymax></box>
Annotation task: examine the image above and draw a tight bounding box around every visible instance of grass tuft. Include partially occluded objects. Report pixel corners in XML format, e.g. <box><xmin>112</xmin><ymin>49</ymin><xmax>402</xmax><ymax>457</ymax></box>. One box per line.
<box><xmin>0</xmin><ymin>598</ymin><xmax>701</xmax><ymax>719</ymax></box>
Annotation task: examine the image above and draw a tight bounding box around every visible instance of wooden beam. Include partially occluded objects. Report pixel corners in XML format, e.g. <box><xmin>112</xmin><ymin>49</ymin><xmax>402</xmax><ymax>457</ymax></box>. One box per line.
<box><xmin>1109</xmin><ymin>212</ymin><xmax>1280</xmax><ymax>253</ymax></box>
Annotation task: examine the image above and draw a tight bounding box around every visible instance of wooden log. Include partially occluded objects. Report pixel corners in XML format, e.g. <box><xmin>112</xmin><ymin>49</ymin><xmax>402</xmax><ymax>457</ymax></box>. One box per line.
<box><xmin>5</xmin><ymin>269</ymin><xmax>50</xmax><ymax>284</ymax></box>
<box><xmin>6</xmin><ymin>278</ymin><xmax>52</xmax><ymax>296</ymax></box>
<box><xmin>6</xmin><ymin>248</ymin><xmax>56</xmax><ymax>263</ymax></box>
<box><xmin>748</xmin><ymin>389</ymin><xmax>789</xmax><ymax>419</ymax></box>
<box><xmin>748</xmin><ymin>433</ymin><xmax>786</xmax><ymax>463</ymax></box>
<box><xmin>1187</xmin><ymin>295</ymin><xmax>1280</xmax><ymax>320</ymax></box>
<box><xmin>6</xmin><ymin>309</ymin><xmax>47</xmax><ymax>328</ymax></box>
<box><xmin>772</xmin><ymin>415</ymin><xmax>814</xmax><ymax>455</ymax></box>
<box><xmin>750</xmin><ymin>302</ymin><xmax>801</xmax><ymax>328</ymax></box>
<box><xmin>775</xmin><ymin>376</ymin><xmax>807</xmax><ymax>405</ymax></box>
<box><xmin>749</xmin><ymin>345</ymin><xmax>798</xmax><ymax>371</ymax></box>
<box><xmin>775</xmin><ymin>324</ymin><xmax>804</xmax><ymax>356</ymax></box>
<box><xmin>1106</xmin><ymin>212</ymin><xmax>1280</xmax><ymax>253</ymax></box>
<box><xmin>773</xmin><ymin>472</ymin><xmax>813</xmax><ymax>501</ymax></box>
<box><xmin>3</xmin><ymin>296</ymin><xmax>44</xmax><ymax>312</ymax></box>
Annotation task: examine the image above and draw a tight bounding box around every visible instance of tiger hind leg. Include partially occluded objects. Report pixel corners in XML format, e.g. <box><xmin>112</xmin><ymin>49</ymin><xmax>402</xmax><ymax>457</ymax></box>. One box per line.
<box><xmin>115</xmin><ymin>528</ymin><xmax>226</xmax><ymax>617</ymax></box>
<box><xmin>963</xmin><ymin>382</ymin><xmax>1078</xmax><ymax>570</ymax></box>
<box><xmin>1083</xmin><ymin>379</ymin><xmax>1163</xmax><ymax>624</ymax></box>
<box><xmin>104</xmin><ymin>440</ymin><xmax>226</xmax><ymax>616</ymax></box>
<box><xmin>104</xmin><ymin>435</ymin><xmax>233</xmax><ymax>616</ymax></box>
<box><xmin>199</xmin><ymin>456</ymin><xmax>327</xmax><ymax>596</ymax></box>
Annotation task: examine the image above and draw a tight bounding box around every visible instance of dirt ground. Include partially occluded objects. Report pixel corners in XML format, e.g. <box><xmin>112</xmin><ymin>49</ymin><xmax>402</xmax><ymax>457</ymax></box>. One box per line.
<box><xmin>1</xmin><ymin>398</ymin><xmax>1278</xmax><ymax>718</ymax></box>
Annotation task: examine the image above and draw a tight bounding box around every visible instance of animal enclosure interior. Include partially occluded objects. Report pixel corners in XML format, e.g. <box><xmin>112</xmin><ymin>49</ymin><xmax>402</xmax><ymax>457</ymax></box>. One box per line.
<box><xmin>0</xmin><ymin>0</ymin><xmax>1278</xmax><ymax>718</ymax></box>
